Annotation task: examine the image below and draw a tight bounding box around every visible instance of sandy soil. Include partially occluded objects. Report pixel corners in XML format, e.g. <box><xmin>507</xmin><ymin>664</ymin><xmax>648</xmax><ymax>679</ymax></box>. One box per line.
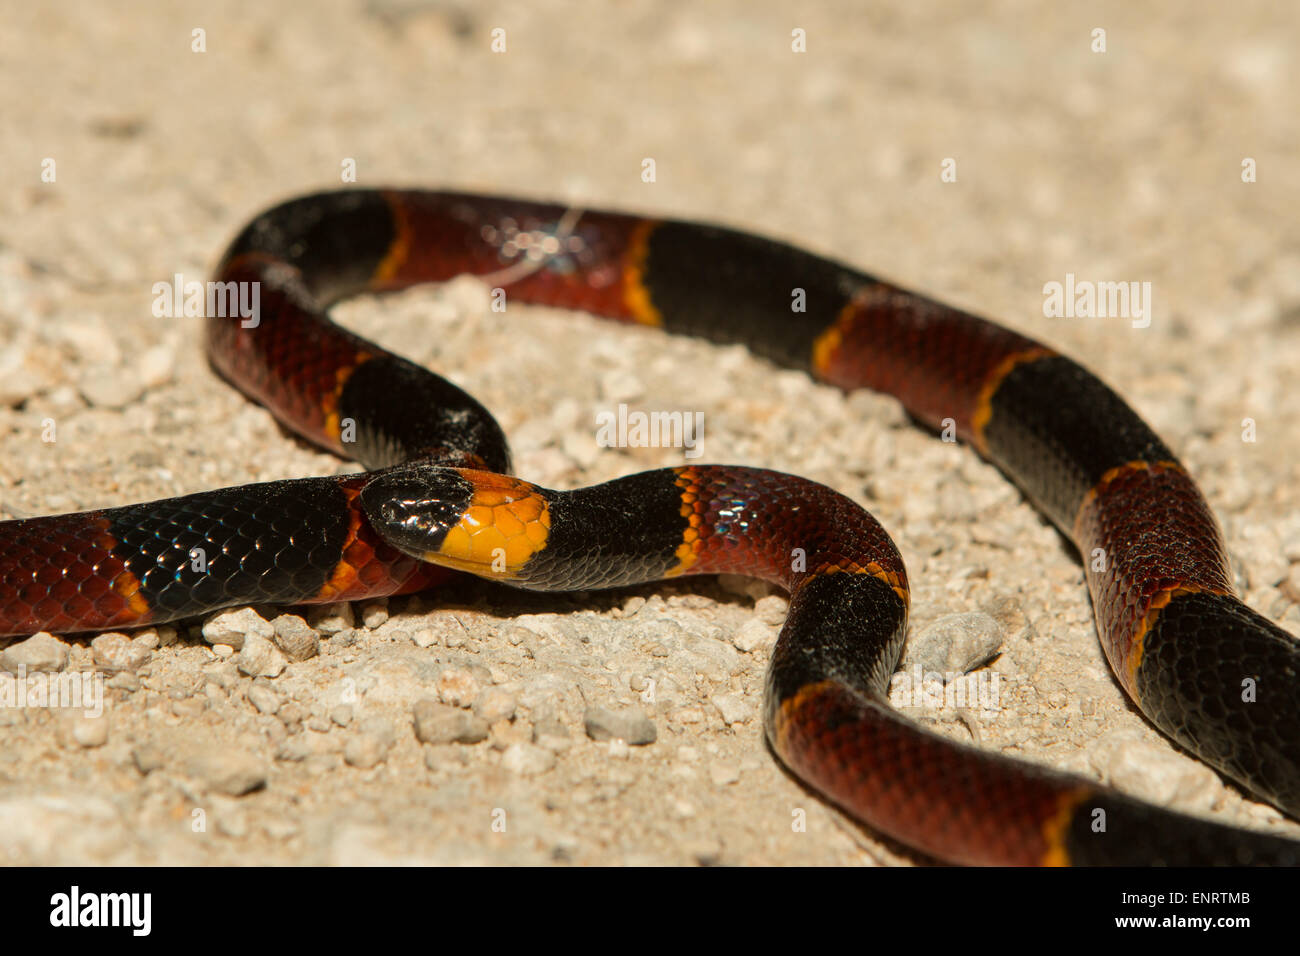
<box><xmin>0</xmin><ymin>1</ymin><xmax>1298</xmax><ymax>865</ymax></box>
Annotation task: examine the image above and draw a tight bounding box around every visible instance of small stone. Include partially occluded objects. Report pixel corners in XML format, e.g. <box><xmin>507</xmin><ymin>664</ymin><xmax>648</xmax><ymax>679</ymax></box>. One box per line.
<box><xmin>904</xmin><ymin>612</ymin><xmax>1005</xmax><ymax>675</ymax></box>
<box><xmin>583</xmin><ymin>705</ymin><xmax>657</xmax><ymax>745</ymax></box>
<box><xmin>686</xmin><ymin>838</ymin><xmax>725</xmax><ymax>866</ymax></box>
<box><xmin>712</xmin><ymin>693</ymin><xmax>751</xmax><ymax>725</ymax></box>
<box><xmin>90</xmin><ymin>632</ymin><xmax>152</xmax><ymax>671</ymax></box>
<box><xmin>473</xmin><ymin>687</ymin><xmax>517</xmax><ymax>723</ymax></box>
<box><xmin>344</xmin><ymin>733</ymin><xmax>388</xmax><ymax>769</ymax></box>
<box><xmin>532</xmin><ymin>720</ymin><xmax>573</xmax><ymax>752</ymax></box>
<box><xmin>246</xmin><ymin>682</ymin><xmax>282</xmax><ymax>715</ymax></box>
<box><xmin>732</xmin><ymin>619</ymin><xmax>775</xmax><ymax>653</ymax></box>
<box><xmin>202</xmin><ymin>608</ymin><xmax>274</xmax><ymax>651</ymax></box>
<box><xmin>754</xmin><ymin>595</ymin><xmax>789</xmax><ymax>626</ymax></box>
<box><xmin>131</xmin><ymin>631</ymin><xmax>160</xmax><ymax>651</ymax></box>
<box><xmin>106</xmin><ymin>672</ymin><xmax>139</xmax><ymax>693</ymax></box>
<box><xmin>203</xmin><ymin>662</ymin><xmax>239</xmax><ymax>690</ymax></box>
<box><xmin>1235</xmin><ymin>525</ymin><xmax>1289</xmax><ymax>590</ymax></box>
<box><xmin>413</xmin><ymin>699</ymin><xmax>489</xmax><ymax>745</ymax></box>
<box><xmin>607</xmin><ymin>738</ymin><xmax>631</xmax><ymax>759</ymax></box>
<box><xmin>489</xmin><ymin>718</ymin><xmax>531</xmax><ymax>750</ymax></box>
<box><xmin>501</xmin><ymin>742</ymin><xmax>556</xmax><ymax>776</ymax></box>
<box><xmin>67</xmin><ymin>644</ymin><xmax>94</xmax><ymax>670</ymax></box>
<box><xmin>437</xmin><ymin>668</ymin><xmax>480</xmax><ymax>708</ymax></box>
<box><xmin>137</xmin><ymin>343</ymin><xmax>175</xmax><ymax>388</ymax></box>
<box><xmin>296</xmin><ymin>756</ymin><xmax>334</xmax><ymax>777</ymax></box>
<box><xmin>166</xmin><ymin>677</ymin><xmax>197</xmax><ymax>701</ymax></box>
<box><xmin>236</xmin><ymin>633</ymin><xmax>288</xmax><ymax>678</ymax></box>
<box><xmin>186</xmin><ymin>750</ymin><xmax>268</xmax><ymax>796</ymax></box>
<box><xmin>0</xmin><ymin>632</ymin><xmax>69</xmax><ymax>673</ymax></box>
<box><xmin>171</xmin><ymin>697</ymin><xmax>206</xmax><ymax>719</ymax></box>
<box><xmin>717</xmin><ymin>574</ymin><xmax>772</xmax><ymax>602</ymax></box>
<box><xmin>275</xmin><ymin>737</ymin><xmax>313</xmax><ymax>762</ymax></box>
<box><xmin>709</xmin><ymin>763</ymin><xmax>740</xmax><ymax>786</ymax></box>
<box><xmin>422</xmin><ymin>748</ymin><xmax>440</xmax><ymax>770</ymax></box>
<box><xmin>502</xmin><ymin>626</ymin><xmax>532</xmax><ymax>646</ymax></box>
<box><xmin>262</xmin><ymin>817</ymin><xmax>299</xmax><ymax>840</ymax></box>
<box><xmin>411</xmin><ymin>628</ymin><xmax>439</xmax><ymax>648</ymax></box>
<box><xmin>598</xmin><ymin>368</ymin><xmax>644</xmax><ymax>403</ymax></box>
<box><xmin>70</xmin><ymin>715</ymin><xmax>109</xmax><ymax>748</ymax></box>
<box><xmin>215</xmin><ymin>807</ymin><xmax>249</xmax><ymax>839</ymax></box>
<box><xmin>310</xmin><ymin>602</ymin><xmax>355</xmax><ymax>635</ymax></box>
<box><xmin>358</xmin><ymin>716</ymin><xmax>396</xmax><ymax>747</ymax></box>
<box><xmin>271</xmin><ymin>614</ymin><xmax>320</xmax><ymax>662</ymax></box>
<box><xmin>330</xmin><ymin>704</ymin><xmax>354</xmax><ymax>727</ymax></box>
<box><xmin>0</xmin><ymin>349</ymin><xmax>52</xmax><ymax>407</ymax></box>
<box><xmin>211</xmin><ymin>643</ymin><xmax>235</xmax><ymax>660</ymax></box>
<box><xmin>132</xmin><ymin>745</ymin><xmax>165</xmax><ymax>775</ymax></box>
<box><xmin>1095</xmin><ymin>734</ymin><xmax>1221</xmax><ymax>812</ymax></box>
<box><xmin>78</xmin><ymin>369</ymin><xmax>143</xmax><ymax>409</ymax></box>
<box><xmin>330</xmin><ymin>628</ymin><xmax>361</xmax><ymax>647</ymax></box>
<box><xmin>361</xmin><ymin>601</ymin><xmax>389</xmax><ymax>629</ymax></box>
<box><xmin>278</xmin><ymin>702</ymin><xmax>305</xmax><ymax>728</ymax></box>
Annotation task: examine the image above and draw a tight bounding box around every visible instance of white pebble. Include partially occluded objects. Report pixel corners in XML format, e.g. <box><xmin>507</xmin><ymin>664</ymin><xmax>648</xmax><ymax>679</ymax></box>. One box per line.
<box><xmin>236</xmin><ymin>633</ymin><xmax>287</xmax><ymax>679</ymax></box>
<box><xmin>90</xmin><ymin>633</ymin><xmax>152</xmax><ymax>672</ymax></box>
<box><xmin>71</xmin><ymin>715</ymin><xmax>109</xmax><ymax>748</ymax></box>
<box><xmin>202</xmin><ymin>607</ymin><xmax>274</xmax><ymax>651</ymax></box>
<box><xmin>344</xmin><ymin>733</ymin><xmax>389</xmax><ymax>769</ymax></box>
<box><xmin>361</xmin><ymin>601</ymin><xmax>389</xmax><ymax>629</ymax></box>
<box><xmin>473</xmin><ymin>687</ymin><xmax>517</xmax><ymax>723</ymax></box>
<box><xmin>185</xmin><ymin>751</ymin><xmax>267</xmax><ymax>796</ymax></box>
<box><xmin>246</xmin><ymin>683</ymin><xmax>282</xmax><ymax>715</ymax></box>
<box><xmin>271</xmin><ymin>614</ymin><xmax>320</xmax><ymax>662</ymax></box>
<box><xmin>732</xmin><ymin>619</ymin><xmax>775</xmax><ymax>653</ymax></box>
<box><xmin>310</xmin><ymin>602</ymin><xmax>355</xmax><ymax>635</ymax></box>
<box><xmin>411</xmin><ymin>628</ymin><xmax>439</xmax><ymax>648</ymax></box>
<box><xmin>712</xmin><ymin>693</ymin><xmax>751</xmax><ymax>725</ymax></box>
<box><xmin>501</xmin><ymin>742</ymin><xmax>556</xmax><ymax>776</ymax></box>
<box><xmin>0</xmin><ymin>632</ymin><xmax>69</xmax><ymax>673</ymax></box>
<box><xmin>437</xmin><ymin>668</ymin><xmax>480</xmax><ymax>708</ymax></box>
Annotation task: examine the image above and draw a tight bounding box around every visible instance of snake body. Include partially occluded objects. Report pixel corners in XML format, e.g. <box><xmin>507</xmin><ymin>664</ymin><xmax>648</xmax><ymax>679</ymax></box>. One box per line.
<box><xmin>2</xmin><ymin>189</ymin><xmax>1298</xmax><ymax>865</ymax></box>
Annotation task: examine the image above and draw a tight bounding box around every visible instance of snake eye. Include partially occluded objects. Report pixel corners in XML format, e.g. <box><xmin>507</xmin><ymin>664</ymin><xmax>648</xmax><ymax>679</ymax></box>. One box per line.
<box><xmin>360</xmin><ymin>466</ymin><xmax>476</xmax><ymax>556</ymax></box>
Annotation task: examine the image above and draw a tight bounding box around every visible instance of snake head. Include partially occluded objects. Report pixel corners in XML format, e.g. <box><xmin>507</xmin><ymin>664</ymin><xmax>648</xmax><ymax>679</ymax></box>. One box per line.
<box><xmin>360</xmin><ymin>464</ymin><xmax>478</xmax><ymax>560</ymax></box>
<box><xmin>360</xmin><ymin>464</ymin><xmax>552</xmax><ymax>579</ymax></box>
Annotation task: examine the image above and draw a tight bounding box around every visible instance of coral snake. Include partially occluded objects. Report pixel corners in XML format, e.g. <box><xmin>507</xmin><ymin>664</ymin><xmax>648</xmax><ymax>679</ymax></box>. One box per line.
<box><xmin>2</xmin><ymin>189</ymin><xmax>1299</xmax><ymax>866</ymax></box>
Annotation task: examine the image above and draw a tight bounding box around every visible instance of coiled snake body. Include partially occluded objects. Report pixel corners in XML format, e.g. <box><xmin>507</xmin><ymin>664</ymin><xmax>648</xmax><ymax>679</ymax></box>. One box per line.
<box><xmin>3</xmin><ymin>190</ymin><xmax>1298</xmax><ymax>865</ymax></box>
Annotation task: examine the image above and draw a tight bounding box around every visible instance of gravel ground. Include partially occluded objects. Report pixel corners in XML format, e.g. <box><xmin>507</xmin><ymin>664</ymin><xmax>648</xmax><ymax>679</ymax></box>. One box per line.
<box><xmin>1</xmin><ymin>1</ymin><xmax>1298</xmax><ymax>865</ymax></box>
